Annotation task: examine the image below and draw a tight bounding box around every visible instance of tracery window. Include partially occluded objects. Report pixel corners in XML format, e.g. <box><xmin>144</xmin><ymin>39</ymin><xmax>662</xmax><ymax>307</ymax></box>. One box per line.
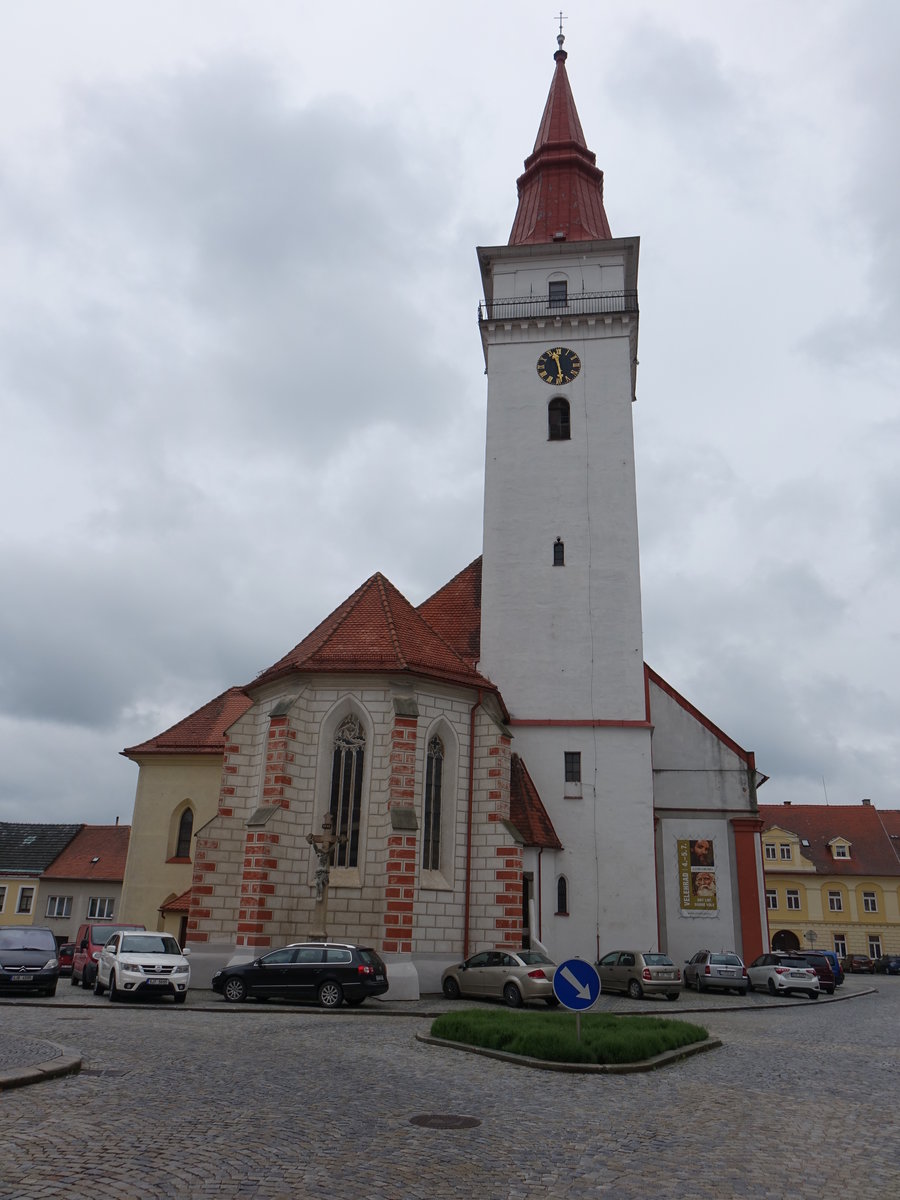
<box><xmin>329</xmin><ymin>715</ymin><xmax>365</xmax><ymax>868</ymax></box>
<box><xmin>422</xmin><ymin>736</ymin><xmax>444</xmax><ymax>871</ymax></box>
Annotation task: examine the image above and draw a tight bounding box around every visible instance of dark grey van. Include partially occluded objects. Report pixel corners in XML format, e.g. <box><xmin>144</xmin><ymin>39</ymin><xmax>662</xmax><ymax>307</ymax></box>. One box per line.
<box><xmin>0</xmin><ymin>925</ymin><xmax>60</xmax><ymax>996</ymax></box>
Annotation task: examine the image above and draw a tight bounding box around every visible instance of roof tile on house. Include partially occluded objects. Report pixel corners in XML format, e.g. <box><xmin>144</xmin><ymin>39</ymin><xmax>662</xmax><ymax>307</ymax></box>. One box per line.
<box><xmin>510</xmin><ymin>754</ymin><xmax>562</xmax><ymax>849</ymax></box>
<box><xmin>159</xmin><ymin>888</ymin><xmax>192</xmax><ymax>914</ymax></box>
<box><xmin>252</xmin><ymin>572</ymin><xmax>497</xmax><ymax>695</ymax></box>
<box><xmin>41</xmin><ymin>825</ymin><xmax>131</xmax><ymax>882</ymax></box>
<box><xmin>122</xmin><ymin>687</ymin><xmax>253</xmax><ymax>757</ymax></box>
<box><xmin>0</xmin><ymin>823</ymin><xmax>83</xmax><ymax>875</ymax></box>
<box><xmin>417</xmin><ymin>556</ymin><xmax>482</xmax><ymax>666</ymax></box>
<box><xmin>758</xmin><ymin>803</ymin><xmax>900</xmax><ymax>877</ymax></box>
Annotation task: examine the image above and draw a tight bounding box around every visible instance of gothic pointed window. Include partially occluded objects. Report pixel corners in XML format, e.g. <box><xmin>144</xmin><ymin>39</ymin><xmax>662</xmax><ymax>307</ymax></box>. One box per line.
<box><xmin>329</xmin><ymin>715</ymin><xmax>365</xmax><ymax>868</ymax></box>
<box><xmin>548</xmin><ymin>397</ymin><xmax>570</xmax><ymax>441</ymax></box>
<box><xmin>553</xmin><ymin>537</ymin><xmax>565</xmax><ymax>566</ymax></box>
<box><xmin>423</xmin><ymin>736</ymin><xmax>444</xmax><ymax>871</ymax></box>
<box><xmin>556</xmin><ymin>876</ymin><xmax>569</xmax><ymax>915</ymax></box>
<box><xmin>175</xmin><ymin>808</ymin><xmax>194</xmax><ymax>859</ymax></box>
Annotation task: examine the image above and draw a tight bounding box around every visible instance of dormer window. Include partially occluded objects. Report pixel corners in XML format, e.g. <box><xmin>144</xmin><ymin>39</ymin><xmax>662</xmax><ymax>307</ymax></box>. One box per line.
<box><xmin>779</xmin><ymin>843</ymin><xmax>791</xmax><ymax>860</ymax></box>
<box><xmin>833</xmin><ymin>843</ymin><xmax>849</xmax><ymax>859</ymax></box>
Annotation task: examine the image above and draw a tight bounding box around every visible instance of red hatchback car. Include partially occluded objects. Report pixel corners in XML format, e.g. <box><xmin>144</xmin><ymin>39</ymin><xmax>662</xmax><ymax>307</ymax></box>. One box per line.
<box><xmin>57</xmin><ymin>942</ymin><xmax>75</xmax><ymax>976</ymax></box>
<box><xmin>842</xmin><ymin>954</ymin><xmax>875</xmax><ymax>974</ymax></box>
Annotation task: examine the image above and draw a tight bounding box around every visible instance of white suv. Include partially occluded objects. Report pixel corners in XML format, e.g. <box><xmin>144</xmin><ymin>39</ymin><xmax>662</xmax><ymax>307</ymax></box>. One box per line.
<box><xmin>94</xmin><ymin>931</ymin><xmax>191</xmax><ymax>1003</ymax></box>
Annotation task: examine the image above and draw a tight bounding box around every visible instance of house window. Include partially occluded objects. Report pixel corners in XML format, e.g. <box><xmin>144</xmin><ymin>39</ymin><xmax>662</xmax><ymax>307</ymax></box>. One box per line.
<box><xmin>833</xmin><ymin>934</ymin><xmax>847</xmax><ymax>957</ymax></box>
<box><xmin>0</xmin><ymin>886</ymin><xmax>5</xmax><ymax>912</ymax></box>
<box><xmin>175</xmin><ymin>808</ymin><xmax>194</xmax><ymax>859</ymax></box>
<box><xmin>564</xmin><ymin>752</ymin><xmax>581</xmax><ymax>784</ymax></box>
<box><xmin>17</xmin><ymin>886</ymin><xmax>34</xmax><ymax>915</ymax></box>
<box><xmin>868</xmin><ymin>936</ymin><xmax>882</xmax><ymax>958</ymax></box>
<box><xmin>548</xmin><ymin>280</ymin><xmax>568</xmax><ymax>308</ymax></box>
<box><xmin>828</xmin><ymin>891</ymin><xmax>843</xmax><ymax>912</ymax></box>
<box><xmin>862</xmin><ymin>891</ymin><xmax>877</xmax><ymax>913</ymax></box>
<box><xmin>46</xmin><ymin>895</ymin><xmax>72</xmax><ymax>919</ymax></box>
<box><xmin>779</xmin><ymin>844</ymin><xmax>791</xmax><ymax>860</ymax></box>
<box><xmin>553</xmin><ymin>538</ymin><xmax>565</xmax><ymax>566</ymax></box>
<box><xmin>764</xmin><ymin>842</ymin><xmax>776</xmax><ymax>860</ymax></box>
<box><xmin>765</xmin><ymin>890</ymin><xmax>778</xmax><ymax>910</ymax></box>
<box><xmin>556</xmin><ymin>876</ymin><xmax>569</xmax><ymax>914</ymax></box>
<box><xmin>833</xmin><ymin>843</ymin><xmax>849</xmax><ymax>858</ymax></box>
<box><xmin>786</xmin><ymin>889</ymin><xmax>800</xmax><ymax>910</ymax></box>
<box><xmin>548</xmin><ymin>397</ymin><xmax>571</xmax><ymax>441</ymax></box>
<box><xmin>329</xmin><ymin>714</ymin><xmax>365</xmax><ymax>868</ymax></box>
<box><xmin>88</xmin><ymin>896</ymin><xmax>115</xmax><ymax>919</ymax></box>
<box><xmin>422</xmin><ymin>736</ymin><xmax>444</xmax><ymax>871</ymax></box>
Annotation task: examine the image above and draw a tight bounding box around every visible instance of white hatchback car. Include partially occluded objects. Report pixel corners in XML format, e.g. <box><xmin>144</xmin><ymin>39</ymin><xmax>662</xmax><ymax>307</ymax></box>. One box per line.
<box><xmin>746</xmin><ymin>953</ymin><xmax>819</xmax><ymax>1000</ymax></box>
<box><xmin>94</xmin><ymin>931</ymin><xmax>191</xmax><ymax>1003</ymax></box>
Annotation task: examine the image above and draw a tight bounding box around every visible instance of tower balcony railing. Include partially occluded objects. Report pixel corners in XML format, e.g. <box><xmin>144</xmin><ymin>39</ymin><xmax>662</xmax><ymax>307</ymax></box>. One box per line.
<box><xmin>478</xmin><ymin>290</ymin><xmax>638</xmax><ymax>323</ymax></box>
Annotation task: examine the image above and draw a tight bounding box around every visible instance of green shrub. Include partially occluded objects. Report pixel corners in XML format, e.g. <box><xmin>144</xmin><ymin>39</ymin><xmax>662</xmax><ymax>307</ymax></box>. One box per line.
<box><xmin>429</xmin><ymin>1010</ymin><xmax>708</xmax><ymax>1065</ymax></box>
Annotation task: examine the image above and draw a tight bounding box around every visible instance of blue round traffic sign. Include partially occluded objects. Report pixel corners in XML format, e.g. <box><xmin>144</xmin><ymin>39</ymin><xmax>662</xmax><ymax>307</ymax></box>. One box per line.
<box><xmin>552</xmin><ymin>958</ymin><xmax>601</xmax><ymax>1011</ymax></box>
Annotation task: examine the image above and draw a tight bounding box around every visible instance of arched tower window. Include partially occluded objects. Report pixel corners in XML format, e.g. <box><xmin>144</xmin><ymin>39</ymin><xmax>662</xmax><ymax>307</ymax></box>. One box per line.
<box><xmin>548</xmin><ymin>397</ymin><xmax>570</xmax><ymax>441</ymax></box>
<box><xmin>423</xmin><ymin>736</ymin><xmax>444</xmax><ymax>871</ymax></box>
<box><xmin>553</xmin><ymin>537</ymin><xmax>565</xmax><ymax>566</ymax></box>
<box><xmin>175</xmin><ymin>808</ymin><xmax>194</xmax><ymax>859</ymax></box>
<box><xmin>556</xmin><ymin>876</ymin><xmax>569</xmax><ymax>915</ymax></box>
<box><xmin>329</xmin><ymin>715</ymin><xmax>365</xmax><ymax>867</ymax></box>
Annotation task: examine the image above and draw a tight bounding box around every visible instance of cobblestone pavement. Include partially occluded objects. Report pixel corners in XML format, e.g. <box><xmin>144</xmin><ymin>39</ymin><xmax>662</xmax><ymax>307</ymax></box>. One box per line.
<box><xmin>0</xmin><ymin>977</ymin><xmax>897</xmax><ymax>1199</ymax></box>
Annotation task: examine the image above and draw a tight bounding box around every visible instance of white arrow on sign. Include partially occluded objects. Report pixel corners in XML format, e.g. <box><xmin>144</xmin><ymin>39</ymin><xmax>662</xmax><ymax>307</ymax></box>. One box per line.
<box><xmin>559</xmin><ymin>965</ymin><xmax>593</xmax><ymax>1000</ymax></box>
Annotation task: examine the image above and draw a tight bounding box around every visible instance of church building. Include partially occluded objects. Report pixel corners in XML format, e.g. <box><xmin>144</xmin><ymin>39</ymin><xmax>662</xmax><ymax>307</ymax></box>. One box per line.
<box><xmin>119</xmin><ymin>36</ymin><xmax>769</xmax><ymax>996</ymax></box>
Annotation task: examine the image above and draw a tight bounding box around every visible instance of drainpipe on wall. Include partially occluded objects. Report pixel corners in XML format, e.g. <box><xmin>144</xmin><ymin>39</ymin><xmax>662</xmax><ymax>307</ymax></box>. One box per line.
<box><xmin>463</xmin><ymin>689</ymin><xmax>483</xmax><ymax>959</ymax></box>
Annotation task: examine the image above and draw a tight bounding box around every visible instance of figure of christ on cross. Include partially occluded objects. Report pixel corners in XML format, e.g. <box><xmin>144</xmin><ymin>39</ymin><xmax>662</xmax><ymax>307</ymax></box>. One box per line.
<box><xmin>305</xmin><ymin>813</ymin><xmax>347</xmax><ymax>940</ymax></box>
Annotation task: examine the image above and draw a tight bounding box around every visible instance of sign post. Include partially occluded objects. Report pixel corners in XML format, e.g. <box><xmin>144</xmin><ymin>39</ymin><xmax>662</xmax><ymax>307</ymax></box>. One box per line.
<box><xmin>552</xmin><ymin>958</ymin><xmax>601</xmax><ymax>1042</ymax></box>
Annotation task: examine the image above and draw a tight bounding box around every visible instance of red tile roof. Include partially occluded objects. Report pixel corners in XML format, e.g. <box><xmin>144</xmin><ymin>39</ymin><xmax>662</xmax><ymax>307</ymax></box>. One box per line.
<box><xmin>160</xmin><ymin>888</ymin><xmax>192</xmax><ymax>914</ymax></box>
<box><xmin>510</xmin><ymin>754</ymin><xmax>562</xmax><ymax>849</ymax></box>
<box><xmin>417</xmin><ymin>557</ymin><xmax>482</xmax><ymax>666</ymax></box>
<box><xmin>42</xmin><ymin>825</ymin><xmax>131</xmax><ymax>881</ymax></box>
<box><xmin>758</xmin><ymin>803</ymin><xmax>900</xmax><ymax>877</ymax></box>
<box><xmin>122</xmin><ymin>687</ymin><xmax>253</xmax><ymax>757</ymax></box>
<box><xmin>509</xmin><ymin>42</ymin><xmax>612</xmax><ymax>246</ymax></box>
<box><xmin>252</xmin><ymin>572</ymin><xmax>498</xmax><ymax>696</ymax></box>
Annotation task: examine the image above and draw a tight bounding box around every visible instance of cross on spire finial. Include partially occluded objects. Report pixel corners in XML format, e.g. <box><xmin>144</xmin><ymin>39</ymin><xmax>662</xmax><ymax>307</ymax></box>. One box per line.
<box><xmin>557</xmin><ymin>10</ymin><xmax>567</xmax><ymax>48</ymax></box>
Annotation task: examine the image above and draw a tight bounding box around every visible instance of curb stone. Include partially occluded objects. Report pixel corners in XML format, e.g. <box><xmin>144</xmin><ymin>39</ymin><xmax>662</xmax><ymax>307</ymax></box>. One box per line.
<box><xmin>415</xmin><ymin>1031</ymin><xmax>723</xmax><ymax>1073</ymax></box>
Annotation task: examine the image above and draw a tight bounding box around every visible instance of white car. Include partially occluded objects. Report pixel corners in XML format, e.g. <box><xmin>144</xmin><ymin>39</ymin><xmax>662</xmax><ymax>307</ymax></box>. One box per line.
<box><xmin>746</xmin><ymin>953</ymin><xmax>819</xmax><ymax>999</ymax></box>
<box><xmin>94</xmin><ymin>931</ymin><xmax>190</xmax><ymax>1003</ymax></box>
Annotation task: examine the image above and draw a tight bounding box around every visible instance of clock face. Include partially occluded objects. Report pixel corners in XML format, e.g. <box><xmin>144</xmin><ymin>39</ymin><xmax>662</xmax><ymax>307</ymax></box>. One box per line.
<box><xmin>536</xmin><ymin>346</ymin><xmax>581</xmax><ymax>386</ymax></box>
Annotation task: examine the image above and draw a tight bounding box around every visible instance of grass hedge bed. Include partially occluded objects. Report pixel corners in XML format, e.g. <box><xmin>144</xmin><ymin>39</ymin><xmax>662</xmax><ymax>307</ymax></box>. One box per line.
<box><xmin>429</xmin><ymin>1009</ymin><xmax>708</xmax><ymax>1065</ymax></box>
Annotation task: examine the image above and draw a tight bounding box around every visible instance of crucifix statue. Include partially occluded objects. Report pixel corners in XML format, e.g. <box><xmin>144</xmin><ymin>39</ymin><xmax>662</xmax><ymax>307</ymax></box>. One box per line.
<box><xmin>305</xmin><ymin>812</ymin><xmax>345</xmax><ymax>939</ymax></box>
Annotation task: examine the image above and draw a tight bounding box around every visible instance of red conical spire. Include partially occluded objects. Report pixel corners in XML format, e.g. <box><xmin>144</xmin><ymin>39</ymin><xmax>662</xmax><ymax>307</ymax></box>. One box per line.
<box><xmin>508</xmin><ymin>35</ymin><xmax>612</xmax><ymax>246</ymax></box>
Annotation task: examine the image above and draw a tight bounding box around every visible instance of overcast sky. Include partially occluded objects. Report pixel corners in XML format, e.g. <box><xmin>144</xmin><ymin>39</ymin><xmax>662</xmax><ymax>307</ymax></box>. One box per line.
<box><xmin>1</xmin><ymin>0</ymin><xmax>898</xmax><ymax>826</ymax></box>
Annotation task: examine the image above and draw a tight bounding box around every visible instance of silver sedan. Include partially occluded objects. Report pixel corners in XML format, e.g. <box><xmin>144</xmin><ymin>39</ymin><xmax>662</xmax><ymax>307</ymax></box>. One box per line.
<box><xmin>441</xmin><ymin>949</ymin><xmax>558</xmax><ymax>1008</ymax></box>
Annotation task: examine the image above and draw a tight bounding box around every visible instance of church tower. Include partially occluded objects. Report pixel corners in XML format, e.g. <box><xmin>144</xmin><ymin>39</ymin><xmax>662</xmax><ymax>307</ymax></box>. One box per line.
<box><xmin>478</xmin><ymin>35</ymin><xmax>658</xmax><ymax>959</ymax></box>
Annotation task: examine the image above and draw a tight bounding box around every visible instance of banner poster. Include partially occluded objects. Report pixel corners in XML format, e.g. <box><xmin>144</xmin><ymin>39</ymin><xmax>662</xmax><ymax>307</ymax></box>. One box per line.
<box><xmin>678</xmin><ymin>838</ymin><xmax>718</xmax><ymax>911</ymax></box>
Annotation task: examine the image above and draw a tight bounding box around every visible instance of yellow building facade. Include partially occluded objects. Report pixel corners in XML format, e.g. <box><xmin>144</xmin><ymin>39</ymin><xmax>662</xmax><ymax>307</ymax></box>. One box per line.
<box><xmin>759</xmin><ymin>803</ymin><xmax>900</xmax><ymax>960</ymax></box>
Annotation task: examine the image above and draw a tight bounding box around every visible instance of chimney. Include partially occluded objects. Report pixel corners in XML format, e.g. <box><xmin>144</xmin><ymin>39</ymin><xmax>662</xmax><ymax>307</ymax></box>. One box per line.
<box><xmin>862</xmin><ymin>798</ymin><xmax>871</xmax><ymax>806</ymax></box>
<box><xmin>783</xmin><ymin>801</ymin><xmax>792</xmax><ymax>806</ymax></box>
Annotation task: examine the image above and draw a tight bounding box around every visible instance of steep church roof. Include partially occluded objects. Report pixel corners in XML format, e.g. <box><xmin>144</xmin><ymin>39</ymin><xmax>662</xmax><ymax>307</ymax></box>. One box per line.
<box><xmin>509</xmin><ymin>35</ymin><xmax>612</xmax><ymax>246</ymax></box>
<box><xmin>417</xmin><ymin>556</ymin><xmax>482</xmax><ymax>666</ymax></box>
<box><xmin>509</xmin><ymin>754</ymin><xmax>563</xmax><ymax>849</ymax></box>
<box><xmin>252</xmin><ymin>571</ymin><xmax>499</xmax><ymax>696</ymax></box>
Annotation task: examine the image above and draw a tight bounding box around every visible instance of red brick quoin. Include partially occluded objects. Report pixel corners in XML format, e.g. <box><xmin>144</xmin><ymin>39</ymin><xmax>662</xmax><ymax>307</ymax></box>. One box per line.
<box><xmin>383</xmin><ymin>835</ymin><xmax>416</xmax><ymax>953</ymax></box>
<box><xmin>494</xmin><ymin>845</ymin><xmax>524</xmax><ymax>948</ymax></box>
<box><xmin>235</xmin><ymin>830</ymin><xmax>281</xmax><ymax>950</ymax></box>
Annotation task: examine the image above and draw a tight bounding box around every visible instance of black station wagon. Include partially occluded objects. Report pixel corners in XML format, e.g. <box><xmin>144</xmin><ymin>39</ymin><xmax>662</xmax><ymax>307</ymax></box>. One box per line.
<box><xmin>211</xmin><ymin>942</ymin><xmax>388</xmax><ymax>1008</ymax></box>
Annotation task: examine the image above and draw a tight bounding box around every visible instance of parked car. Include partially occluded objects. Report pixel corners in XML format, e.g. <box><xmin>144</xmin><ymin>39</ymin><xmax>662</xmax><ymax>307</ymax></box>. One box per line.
<box><xmin>596</xmin><ymin>951</ymin><xmax>681</xmax><ymax>1000</ymax></box>
<box><xmin>796</xmin><ymin>952</ymin><xmax>836</xmax><ymax>995</ymax></box>
<box><xmin>842</xmin><ymin>954</ymin><xmax>875</xmax><ymax>974</ymax></box>
<box><xmin>57</xmin><ymin>942</ymin><xmax>76</xmax><ymax>976</ymax></box>
<box><xmin>0</xmin><ymin>926</ymin><xmax>60</xmax><ymax>997</ymax></box>
<box><xmin>212</xmin><ymin>942</ymin><xmax>389</xmax><ymax>1009</ymax></box>
<box><xmin>71</xmin><ymin>922</ymin><xmax>146</xmax><ymax>989</ymax></box>
<box><xmin>441</xmin><ymin>949</ymin><xmax>558</xmax><ymax>1008</ymax></box>
<box><xmin>747</xmin><ymin>953</ymin><xmax>820</xmax><ymax>999</ymax></box>
<box><xmin>873</xmin><ymin>954</ymin><xmax>900</xmax><ymax>975</ymax></box>
<box><xmin>805</xmin><ymin>947</ymin><xmax>844</xmax><ymax>986</ymax></box>
<box><xmin>93</xmin><ymin>931</ymin><xmax>190</xmax><ymax>1003</ymax></box>
<box><xmin>683</xmin><ymin>950</ymin><xmax>748</xmax><ymax>995</ymax></box>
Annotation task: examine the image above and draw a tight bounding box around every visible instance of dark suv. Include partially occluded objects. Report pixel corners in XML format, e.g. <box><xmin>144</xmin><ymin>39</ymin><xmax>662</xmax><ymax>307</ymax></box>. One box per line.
<box><xmin>0</xmin><ymin>926</ymin><xmax>60</xmax><ymax>996</ymax></box>
<box><xmin>797</xmin><ymin>952</ymin><xmax>836</xmax><ymax>995</ymax></box>
<box><xmin>211</xmin><ymin>942</ymin><xmax>389</xmax><ymax>1008</ymax></box>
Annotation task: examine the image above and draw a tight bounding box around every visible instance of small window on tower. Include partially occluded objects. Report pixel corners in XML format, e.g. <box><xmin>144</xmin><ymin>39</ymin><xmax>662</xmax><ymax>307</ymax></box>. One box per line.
<box><xmin>548</xmin><ymin>397</ymin><xmax>570</xmax><ymax>441</ymax></box>
<box><xmin>564</xmin><ymin>752</ymin><xmax>581</xmax><ymax>783</ymax></box>
<box><xmin>556</xmin><ymin>876</ymin><xmax>569</xmax><ymax>914</ymax></box>
<box><xmin>553</xmin><ymin>538</ymin><xmax>565</xmax><ymax>566</ymax></box>
<box><xmin>548</xmin><ymin>280</ymin><xmax>568</xmax><ymax>308</ymax></box>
